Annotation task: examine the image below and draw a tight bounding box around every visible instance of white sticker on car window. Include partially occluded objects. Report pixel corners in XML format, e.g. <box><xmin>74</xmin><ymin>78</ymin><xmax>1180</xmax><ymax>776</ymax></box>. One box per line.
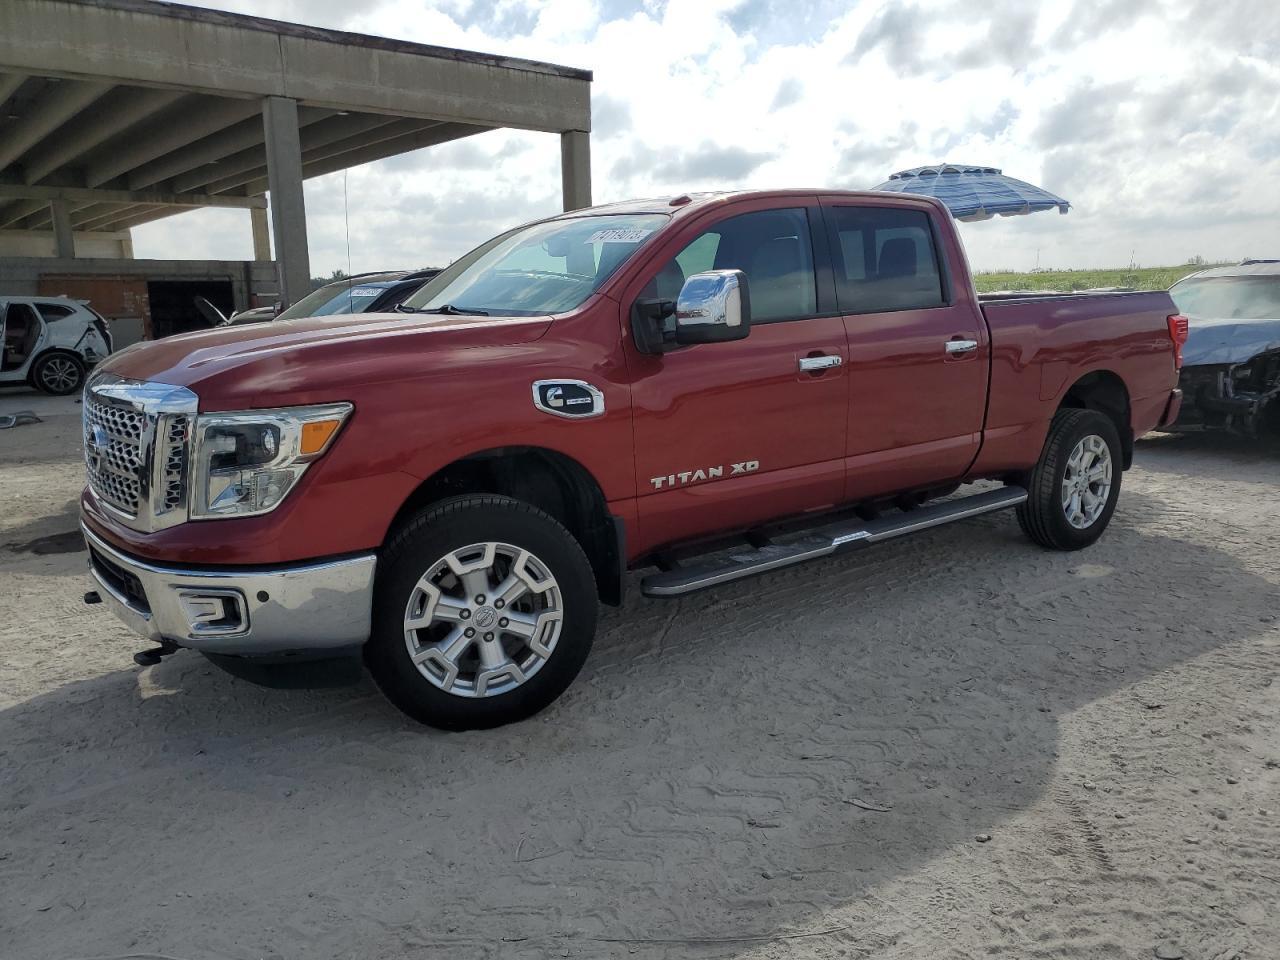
<box><xmin>586</xmin><ymin>228</ymin><xmax>653</xmax><ymax>244</ymax></box>
<box><xmin>349</xmin><ymin>287</ymin><xmax>383</xmax><ymax>297</ymax></box>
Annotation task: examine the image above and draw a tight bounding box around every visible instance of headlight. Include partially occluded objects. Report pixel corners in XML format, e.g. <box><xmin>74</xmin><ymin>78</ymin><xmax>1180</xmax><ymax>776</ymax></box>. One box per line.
<box><xmin>191</xmin><ymin>403</ymin><xmax>352</xmax><ymax>519</ymax></box>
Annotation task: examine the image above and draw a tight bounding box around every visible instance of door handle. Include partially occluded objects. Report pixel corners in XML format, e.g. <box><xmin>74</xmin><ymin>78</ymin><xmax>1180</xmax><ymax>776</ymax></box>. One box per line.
<box><xmin>945</xmin><ymin>339</ymin><xmax>979</xmax><ymax>355</ymax></box>
<box><xmin>798</xmin><ymin>355</ymin><xmax>843</xmax><ymax>371</ymax></box>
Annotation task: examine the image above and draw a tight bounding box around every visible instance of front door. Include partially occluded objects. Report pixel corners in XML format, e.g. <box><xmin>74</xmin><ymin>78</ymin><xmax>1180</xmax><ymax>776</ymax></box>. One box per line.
<box><xmin>623</xmin><ymin>203</ymin><xmax>850</xmax><ymax>555</ymax></box>
<box><xmin>820</xmin><ymin>199</ymin><xmax>990</xmax><ymax>500</ymax></box>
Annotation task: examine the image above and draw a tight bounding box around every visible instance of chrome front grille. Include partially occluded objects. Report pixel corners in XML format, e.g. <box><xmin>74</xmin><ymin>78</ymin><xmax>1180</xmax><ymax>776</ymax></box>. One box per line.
<box><xmin>84</xmin><ymin>396</ymin><xmax>145</xmax><ymax>515</ymax></box>
<box><xmin>161</xmin><ymin>415</ymin><xmax>190</xmax><ymax>512</ymax></box>
<box><xmin>83</xmin><ymin>374</ymin><xmax>198</xmax><ymax>532</ymax></box>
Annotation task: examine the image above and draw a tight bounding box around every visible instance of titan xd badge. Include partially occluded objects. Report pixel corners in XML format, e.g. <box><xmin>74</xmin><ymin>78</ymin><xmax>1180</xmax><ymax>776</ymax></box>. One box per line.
<box><xmin>532</xmin><ymin>380</ymin><xmax>606</xmax><ymax>419</ymax></box>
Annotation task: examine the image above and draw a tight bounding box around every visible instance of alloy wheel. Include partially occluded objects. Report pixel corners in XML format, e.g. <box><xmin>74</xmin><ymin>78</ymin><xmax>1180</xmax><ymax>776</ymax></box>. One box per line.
<box><xmin>1061</xmin><ymin>434</ymin><xmax>1112</xmax><ymax>529</ymax></box>
<box><xmin>41</xmin><ymin>357</ymin><xmax>80</xmax><ymax>392</ymax></box>
<box><xmin>403</xmin><ymin>541</ymin><xmax>563</xmax><ymax>698</ymax></box>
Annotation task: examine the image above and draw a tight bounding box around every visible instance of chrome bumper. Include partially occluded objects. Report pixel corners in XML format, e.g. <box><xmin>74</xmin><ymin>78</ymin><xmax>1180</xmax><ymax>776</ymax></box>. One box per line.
<box><xmin>82</xmin><ymin>523</ymin><xmax>377</xmax><ymax>655</ymax></box>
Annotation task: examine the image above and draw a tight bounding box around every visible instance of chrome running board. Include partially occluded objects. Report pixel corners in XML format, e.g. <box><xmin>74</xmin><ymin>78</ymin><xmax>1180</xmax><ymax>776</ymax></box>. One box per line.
<box><xmin>640</xmin><ymin>486</ymin><xmax>1028</xmax><ymax>598</ymax></box>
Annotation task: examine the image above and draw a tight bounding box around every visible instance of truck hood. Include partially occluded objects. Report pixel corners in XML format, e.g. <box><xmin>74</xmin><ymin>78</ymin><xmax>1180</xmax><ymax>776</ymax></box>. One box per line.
<box><xmin>1183</xmin><ymin>315</ymin><xmax>1280</xmax><ymax>367</ymax></box>
<box><xmin>98</xmin><ymin>311</ymin><xmax>553</xmax><ymax>409</ymax></box>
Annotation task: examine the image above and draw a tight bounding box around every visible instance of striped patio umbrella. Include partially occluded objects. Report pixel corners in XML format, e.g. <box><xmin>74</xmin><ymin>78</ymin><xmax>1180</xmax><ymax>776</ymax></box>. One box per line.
<box><xmin>870</xmin><ymin>163</ymin><xmax>1070</xmax><ymax>222</ymax></box>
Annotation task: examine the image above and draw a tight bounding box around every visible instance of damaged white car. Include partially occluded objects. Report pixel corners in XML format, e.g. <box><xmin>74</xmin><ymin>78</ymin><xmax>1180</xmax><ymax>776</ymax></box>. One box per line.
<box><xmin>1</xmin><ymin>295</ymin><xmax>114</xmax><ymax>395</ymax></box>
<box><xmin>1169</xmin><ymin>260</ymin><xmax>1280</xmax><ymax>438</ymax></box>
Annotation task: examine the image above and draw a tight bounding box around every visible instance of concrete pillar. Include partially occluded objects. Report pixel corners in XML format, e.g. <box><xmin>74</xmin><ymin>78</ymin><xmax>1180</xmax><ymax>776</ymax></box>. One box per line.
<box><xmin>51</xmin><ymin>199</ymin><xmax>75</xmax><ymax>258</ymax></box>
<box><xmin>560</xmin><ymin>130</ymin><xmax>592</xmax><ymax>212</ymax></box>
<box><xmin>261</xmin><ymin>96</ymin><xmax>310</xmax><ymax>307</ymax></box>
<box><xmin>250</xmin><ymin>206</ymin><xmax>271</xmax><ymax>261</ymax></box>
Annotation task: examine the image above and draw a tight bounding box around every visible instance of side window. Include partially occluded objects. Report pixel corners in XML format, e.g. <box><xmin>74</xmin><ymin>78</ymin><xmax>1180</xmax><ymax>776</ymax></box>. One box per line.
<box><xmin>36</xmin><ymin>303</ymin><xmax>74</xmax><ymax>321</ymax></box>
<box><xmin>645</xmin><ymin>208</ymin><xmax>818</xmax><ymax>323</ymax></box>
<box><xmin>828</xmin><ymin>207</ymin><xmax>944</xmax><ymax>313</ymax></box>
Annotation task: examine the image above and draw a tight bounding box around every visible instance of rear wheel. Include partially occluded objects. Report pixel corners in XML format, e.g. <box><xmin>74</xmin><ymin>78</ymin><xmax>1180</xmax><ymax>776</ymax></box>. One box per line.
<box><xmin>32</xmin><ymin>352</ymin><xmax>85</xmax><ymax>395</ymax></box>
<box><xmin>1017</xmin><ymin>408</ymin><xmax>1122</xmax><ymax>550</ymax></box>
<box><xmin>365</xmin><ymin>495</ymin><xmax>597</xmax><ymax>730</ymax></box>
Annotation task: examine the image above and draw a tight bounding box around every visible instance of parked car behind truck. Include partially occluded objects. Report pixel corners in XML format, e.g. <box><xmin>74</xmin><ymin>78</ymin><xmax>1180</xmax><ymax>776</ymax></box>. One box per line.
<box><xmin>200</xmin><ymin>269</ymin><xmax>443</xmax><ymax>328</ymax></box>
<box><xmin>79</xmin><ymin>189</ymin><xmax>1186</xmax><ymax>729</ymax></box>
<box><xmin>1169</xmin><ymin>260</ymin><xmax>1280</xmax><ymax>437</ymax></box>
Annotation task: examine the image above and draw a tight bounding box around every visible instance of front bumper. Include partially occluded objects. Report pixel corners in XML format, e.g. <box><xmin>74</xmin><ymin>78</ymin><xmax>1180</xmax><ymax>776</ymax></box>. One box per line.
<box><xmin>82</xmin><ymin>523</ymin><xmax>377</xmax><ymax>655</ymax></box>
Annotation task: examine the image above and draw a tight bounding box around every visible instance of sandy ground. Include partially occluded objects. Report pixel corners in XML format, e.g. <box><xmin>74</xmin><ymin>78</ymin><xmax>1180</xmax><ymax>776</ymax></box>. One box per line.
<box><xmin>1</xmin><ymin>387</ymin><xmax>1277</xmax><ymax>960</ymax></box>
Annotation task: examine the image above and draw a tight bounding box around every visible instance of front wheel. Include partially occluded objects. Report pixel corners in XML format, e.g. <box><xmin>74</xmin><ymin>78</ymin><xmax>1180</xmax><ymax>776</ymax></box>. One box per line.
<box><xmin>32</xmin><ymin>352</ymin><xmax>85</xmax><ymax>395</ymax></box>
<box><xmin>365</xmin><ymin>495</ymin><xmax>597</xmax><ymax>730</ymax></box>
<box><xmin>1017</xmin><ymin>408</ymin><xmax>1123</xmax><ymax>550</ymax></box>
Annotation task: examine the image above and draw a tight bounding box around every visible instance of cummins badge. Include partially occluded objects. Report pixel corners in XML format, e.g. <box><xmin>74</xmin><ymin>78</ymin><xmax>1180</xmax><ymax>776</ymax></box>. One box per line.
<box><xmin>532</xmin><ymin>380</ymin><xmax>605</xmax><ymax>419</ymax></box>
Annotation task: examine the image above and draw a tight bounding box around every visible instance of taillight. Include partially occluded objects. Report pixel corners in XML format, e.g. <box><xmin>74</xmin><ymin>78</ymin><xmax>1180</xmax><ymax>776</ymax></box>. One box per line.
<box><xmin>1167</xmin><ymin>314</ymin><xmax>1189</xmax><ymax>370</ymax></box>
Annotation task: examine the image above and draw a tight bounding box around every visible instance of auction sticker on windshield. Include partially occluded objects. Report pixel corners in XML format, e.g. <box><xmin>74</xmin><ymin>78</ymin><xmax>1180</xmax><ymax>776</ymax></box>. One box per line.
<box><xmin>587</xmin><ymin>228</ymin><xmax>653</xmax><ymax>243</ymax></box>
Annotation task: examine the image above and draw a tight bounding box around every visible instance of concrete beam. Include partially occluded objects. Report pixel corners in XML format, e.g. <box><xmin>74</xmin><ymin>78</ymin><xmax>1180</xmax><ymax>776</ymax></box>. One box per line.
<box><xmin>50</xmin><ymin>199</ymin><xmax>75</xmax><ymax>257</ymax></box>
<box><xmin>240</xmin><ymin>121</ymin><xmax>487</xmax><ymax>196</ymax></box>
<box><xmin>0</xmin><ymin>72</ymin><xmax>27</xmax><ymax>104</ymax></box>
<box><xmin>301</xmin><ymin>119</ymin><xmax>444</xmax><ymax>167</ymax></box>
<box><xmin>178</xmin><ymin>111</ymin><xmax>400</xmax><ymax>194</ymax></box>
<box><xmin>250</xmin><ymin>206</ymin><xmax>270</xmax><ymax>261</ymax></box>
<box><xmin>77</xmin><ymin>203</ymin><xmax>147</xmax><ymax>230</ymax></box>
<box><xmin>94</xmin><ymin>204</ymin><xmax>173</xmax><ymax>232</ymax></box>
<box><xmin>22</xmin><ymin>86</ymin><xmax>184</xmax><ymax>184</ymax></box>
<box><xmin>84</xmin><ymin>95</ymin><xmax>262</xmax><ymax>187</ymax></box>
<box><xmin>0</xmin><ymin>182</ymin><xmax>267</xmax><ymax>209</ymax></box>
<box><xmin>126</xmin><ymin>105</ymin><xmax>332</xmax><ymax>191</ymax></box>
<box><xmin>0</xmin><ymin>198</ymin><xmax>49</xmax><ymax>228</ymax></box>
<box><xmin>561</xmin><ymin>130</ymin><xmax>591</xmax><ymax>211</ymax></box>
<box><xmin>262</xmin><ymin>96</ymin><xmax>310</xmax><ymax>307</ymax></box>
<box><xmin>68</xmin><ymin>202</ymin><xmax>114</xmax><ymax>226</ymax></box>
<box><xmin>16</xmin><ymin>198</ymin><xmax>96</xmax><ymax>230</ymax></box>
<box><xmin>0</xmin><ymin>78</ymin><xmax>112</xmax><ymax>172</ymax></box>
<box><xmin>0</xmin><ymin>1</ymin><xmax>591</xmax><ymax>134</ymax></box>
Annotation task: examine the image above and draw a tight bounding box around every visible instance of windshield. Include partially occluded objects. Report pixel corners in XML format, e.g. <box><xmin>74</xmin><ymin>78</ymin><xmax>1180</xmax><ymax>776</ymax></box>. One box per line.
<box><xmin>1171</xmin><ymin>276</ymin><xmax>1280</xmax><ymax>320</ymax></box>
<box><xmin>401</xmin><ymin>213</ymin><xmax>669</xmax><ymax>317</ymax></box>
<box><xmin>277</xmin><ymin>282</ymin><xmax>390</xmax><ymax>321</ymax></box>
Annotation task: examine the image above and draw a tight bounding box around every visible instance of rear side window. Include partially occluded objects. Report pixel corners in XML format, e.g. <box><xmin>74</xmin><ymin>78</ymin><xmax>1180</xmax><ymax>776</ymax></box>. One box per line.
<box><xmin>827</xmin><ymin>207</ymin><xmax>945</xmax><ymax>313</ymax></box>
<box><xmin>36</xmin><ymin>303</ymin><xmax>74</xmax><ymax>321</ymax></box>
<box><xmin>649</xmin><ymin>208</ymin><xmax>818</xmax><ymax>323</ymax></box>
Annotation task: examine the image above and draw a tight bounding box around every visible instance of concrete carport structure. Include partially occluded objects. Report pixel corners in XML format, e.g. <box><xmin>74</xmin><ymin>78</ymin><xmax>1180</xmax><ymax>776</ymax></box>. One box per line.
<box><xmin>0</xmin><ymin>0</ymin><xmax>593</xmax><ymax>307</ymax></box>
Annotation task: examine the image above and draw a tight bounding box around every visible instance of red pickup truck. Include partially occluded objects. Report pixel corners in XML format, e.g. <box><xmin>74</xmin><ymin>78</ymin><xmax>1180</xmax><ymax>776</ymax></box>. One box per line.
<box><xmin>80</xmin><ymin>190</ymin><xmax>1186</xmax><ymax>729</ymax></box>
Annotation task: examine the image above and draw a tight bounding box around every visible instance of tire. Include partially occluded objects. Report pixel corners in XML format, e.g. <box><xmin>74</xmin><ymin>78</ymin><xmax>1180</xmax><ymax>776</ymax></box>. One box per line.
<box><xmin>32</xmin><ymin>352</ymin><xmax>86</xmax><ymax>395</ymax></box>
<box><xmin>1017</xmin><ymin>408</ymin><xmax>1123</xmax><ymax>550</ymax></box>
<box><xmin>365</xmin><ymin>495</ymin><xmax>597</xmax><ymax>730</ymax></box>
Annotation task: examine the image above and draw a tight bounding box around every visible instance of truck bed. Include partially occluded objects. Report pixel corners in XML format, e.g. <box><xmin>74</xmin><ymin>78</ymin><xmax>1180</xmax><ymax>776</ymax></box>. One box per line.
<box><xmin>968</xmin><ymin>289</ymin><xmax>1178</xmax><ymax>477</ymax></box>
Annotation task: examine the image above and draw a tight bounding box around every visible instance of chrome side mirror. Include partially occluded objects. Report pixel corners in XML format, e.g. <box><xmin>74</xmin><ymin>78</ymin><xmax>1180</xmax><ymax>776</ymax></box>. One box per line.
<box><xmin>674</xmin><ymin>270</ymin><xmax>751</xmax><ymax>345</ymax></box>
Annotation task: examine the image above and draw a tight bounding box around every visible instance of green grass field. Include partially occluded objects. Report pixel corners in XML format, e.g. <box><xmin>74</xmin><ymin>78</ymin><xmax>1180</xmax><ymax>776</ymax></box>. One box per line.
<box><xmin>972</xmin><ymin>264</ymin><xmax>1220</xmax><ymax>294</ymax></box>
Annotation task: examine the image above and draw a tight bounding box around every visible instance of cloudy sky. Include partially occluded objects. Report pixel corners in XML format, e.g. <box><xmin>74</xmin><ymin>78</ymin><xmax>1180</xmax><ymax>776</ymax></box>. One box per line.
<box><xmin>134</xmin><ymin>0</ymin><xmax>1280</xmax><ymax>275</ymax></box>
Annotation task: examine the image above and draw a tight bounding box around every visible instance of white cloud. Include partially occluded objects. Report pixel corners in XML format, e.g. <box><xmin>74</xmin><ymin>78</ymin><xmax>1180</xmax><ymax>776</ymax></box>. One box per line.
<box><xmin>134</xmin><ymin>0</ymin><xmax>1280</xmax><ymax>273</ymax></box>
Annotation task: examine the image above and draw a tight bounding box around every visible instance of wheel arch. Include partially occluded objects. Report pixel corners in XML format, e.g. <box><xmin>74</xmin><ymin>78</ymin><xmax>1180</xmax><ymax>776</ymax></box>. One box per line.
<box><xmin>1057</xmin><ymin>369</ymin><xmax>1133</xmax><ymax>468</ymax></box>
<box><xmin>385</xmin><ymin>446</ymin><xmax>625</xmax><ymax>606</ymax></box>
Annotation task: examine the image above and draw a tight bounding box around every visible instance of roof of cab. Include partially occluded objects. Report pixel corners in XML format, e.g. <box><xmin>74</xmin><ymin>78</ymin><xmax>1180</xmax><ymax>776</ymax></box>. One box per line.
<box><xmin>546</xmin><ymin>188</ymin><xmax>936</xmax><ymax>221</ymax></box>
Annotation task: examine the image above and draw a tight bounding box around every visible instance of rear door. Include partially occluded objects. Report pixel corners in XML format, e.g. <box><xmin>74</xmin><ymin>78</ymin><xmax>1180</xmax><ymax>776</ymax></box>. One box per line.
<box><xmin>623</xmin><ymin>201</ymin><xmax>850</xmax><ymax>553</ymax></box>
<box><xmin>820</xmin><ymin>199</ymin><xmax>989</xmax><ymax>500</ymax></box>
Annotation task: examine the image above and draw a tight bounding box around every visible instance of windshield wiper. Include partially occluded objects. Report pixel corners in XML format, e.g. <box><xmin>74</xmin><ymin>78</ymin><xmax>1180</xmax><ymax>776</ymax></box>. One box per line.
<box><xmin>419</xmin><ymin>303</ymin><xmax>490</xmax><ymax>316</ymax></box>
<box><xmin>394</xmin><ymin>303</ymin><xmax>420</xmax><ymax>313</ymax></box>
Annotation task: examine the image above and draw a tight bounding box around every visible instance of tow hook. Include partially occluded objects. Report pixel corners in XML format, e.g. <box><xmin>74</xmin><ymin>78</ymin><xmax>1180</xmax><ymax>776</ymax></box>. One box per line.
<box><xmin>133</xmin><ymin>641</ymin><xmax>181</xmax><ymax>668</ymax></box>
